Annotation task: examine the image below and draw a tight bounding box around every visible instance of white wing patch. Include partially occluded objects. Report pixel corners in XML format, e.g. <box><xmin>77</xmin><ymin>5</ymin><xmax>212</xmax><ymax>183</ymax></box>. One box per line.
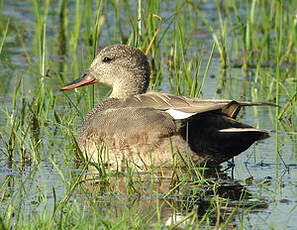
<box><xmin>165</xmin><ymin>109</ymin><xmax>196</xmax><ymax>119</ymax></box>
<box><xmin>218</xmin><ymin>128</ymin><xmax>260</xmax><ymax>132</ymax></box>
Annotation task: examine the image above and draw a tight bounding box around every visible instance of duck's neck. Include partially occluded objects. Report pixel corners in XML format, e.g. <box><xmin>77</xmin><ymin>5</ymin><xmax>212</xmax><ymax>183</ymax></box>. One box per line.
<box><xmin>109</xmin><ymin>71</ymin><xmax>149</xmax><ymax>98</ymax></box>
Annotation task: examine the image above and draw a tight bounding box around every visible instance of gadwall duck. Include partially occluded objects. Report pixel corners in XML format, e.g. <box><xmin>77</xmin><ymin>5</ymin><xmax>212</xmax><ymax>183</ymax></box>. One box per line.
<box><xmin>61</xmin><ymin>44</ymin><xmax>270</xmax><ymax>170</ymax></box>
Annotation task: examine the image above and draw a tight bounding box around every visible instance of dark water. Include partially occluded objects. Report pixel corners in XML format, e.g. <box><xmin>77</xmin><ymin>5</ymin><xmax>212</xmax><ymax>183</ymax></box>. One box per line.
<box><xmin>0</xmin><ymin>1</ymin><xmax>296</xmax><ymax>228</ymax></box>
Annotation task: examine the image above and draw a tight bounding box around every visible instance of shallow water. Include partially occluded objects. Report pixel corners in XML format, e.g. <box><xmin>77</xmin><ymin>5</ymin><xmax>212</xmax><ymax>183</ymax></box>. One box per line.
<box><xmin>0</xmin><ymin>0</ymin><xmax>296</xmax><ymax>228</ymax></box>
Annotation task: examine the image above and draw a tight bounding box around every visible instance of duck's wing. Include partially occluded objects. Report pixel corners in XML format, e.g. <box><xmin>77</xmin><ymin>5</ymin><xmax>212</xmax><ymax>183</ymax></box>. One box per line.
<box><xmin>120</xmin><ymin>92</ymin><xmax>275</xmax><ymax>119</ymax></box>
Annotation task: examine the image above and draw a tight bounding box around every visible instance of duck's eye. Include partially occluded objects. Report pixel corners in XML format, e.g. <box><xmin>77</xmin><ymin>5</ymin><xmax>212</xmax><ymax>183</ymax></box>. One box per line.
<box><xmin>102</xmin><ymin>57</ymin><xmax>112</xmax><ymax>63</ymax></box>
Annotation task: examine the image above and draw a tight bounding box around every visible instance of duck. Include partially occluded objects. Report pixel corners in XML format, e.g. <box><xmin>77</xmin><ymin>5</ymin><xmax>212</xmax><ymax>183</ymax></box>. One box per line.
<box><xmin>61</xmin><ymin>44</ymin><xmax>271</xmax><ymax>171</ymax></box>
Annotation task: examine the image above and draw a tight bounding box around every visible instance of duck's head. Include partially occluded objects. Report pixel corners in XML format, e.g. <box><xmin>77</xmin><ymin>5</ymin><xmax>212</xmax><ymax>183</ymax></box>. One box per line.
<box><xmin>61</xmin><ymin>45</ymin><xmax>150</xmax><ymax>98</ymax></box>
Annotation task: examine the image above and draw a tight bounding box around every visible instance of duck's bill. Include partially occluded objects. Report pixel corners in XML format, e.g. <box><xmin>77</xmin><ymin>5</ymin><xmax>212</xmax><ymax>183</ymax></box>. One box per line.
<box><xmin>60</xmin><ymin>72</ymin><xmax>96</xmax><ymax>91</ymax></box>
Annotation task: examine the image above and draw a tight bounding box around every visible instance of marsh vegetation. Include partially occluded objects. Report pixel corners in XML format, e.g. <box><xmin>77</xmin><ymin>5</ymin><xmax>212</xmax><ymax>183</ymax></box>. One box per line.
<box><xmin>0</xmin><ymin>0</ymin><xmax>296</xmax><ymax>229</ymax></box>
